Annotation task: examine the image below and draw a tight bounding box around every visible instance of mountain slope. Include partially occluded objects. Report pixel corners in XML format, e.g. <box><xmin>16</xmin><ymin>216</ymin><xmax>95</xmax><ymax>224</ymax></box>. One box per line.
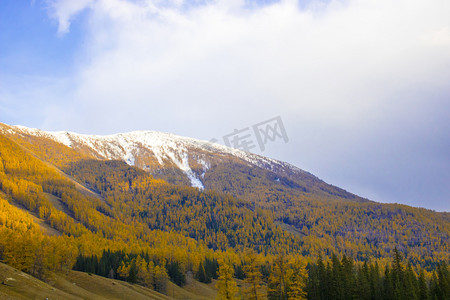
<box><xmin>0</xmin><ymin>261</ymin><xmax>217</xmax><ymax>300</ymax></box>
<box><xmin>1</xmin><ymin>123</ymin><xmax>450</xmax><ymax>299</ymax></box>
<box><xmin>0</xmin><ymin>123</ymin><xmax>367</xmax><ymax>207</ymax></box>
<box><xmin>1</xmin><ymin>122</ymin><xmax>448</xmax><ymax>266</ymax></box>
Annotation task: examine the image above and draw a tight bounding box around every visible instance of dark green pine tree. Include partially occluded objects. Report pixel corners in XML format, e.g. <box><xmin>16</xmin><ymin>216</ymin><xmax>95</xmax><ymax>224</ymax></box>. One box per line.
<box><xmin>417</xmin><ymin>270</ymin><xmax>429</xmax><ymax>300</ymax></box>
<box><xmin>341</xmin><ymin>255</ymin><xmax>357</xmax><ymax>300</ymax></box>
<box><xmin>325</xmin><ymin>261</ymin><xmax>334</xmax><ymax>300</ymax></box>
<box><xmin>330</xmin><ymin>254</ymin><xmax>342</xmax><ymax>300</ymax></box>
<box><xmin>391</xmin><ymin>248</ymin><xmax>405</xmax><ymax>300</ymax></box>
<box><xmin>404</xmin><ymin>263</ymin><xmax>418</xmax><ymax>300</ymax></box>
<box><xmin>357</xmin><ymin>261</ymin><xmax>371</xmax><ymax>300</ymax></box>
<box><xmin>369</xmin><ymin>262</ymin><xmax>383</xmax><ymax>300</ymax></box>
<box><xmin>383</xmin><ymin>264</ymin><xmax>394</xmax><ymax>300</ymax></box>
<box><xmin>98</xmin><ymin>255</ymin><xmax>107</xmax><ymax>277</ymax></box>
<box><xmin>317</xmin><ymin>256</ymin><xmax>329</xmax><ymax>300</ymax></box>
<box><xmin>196</xmin><ymin>261</ymin><xmax>210</xmax><ymax>283</ymax></box>
<box><xmin>204</xmin><ymin>257</ymin><xmax>219</xmax><ymax>280</ymax></box>
<box><xmin>87</xmin><ymin>255</ymin><xmax>98</xmax><ymax>274</ymax></box>
<box><xmin>429</xmin><ymin>272</ymin><xmax>440</xmax><ymax>300</ymax></box>
<box><xmin>436</xmin><ymin>262</ymin><xmax>450</xmax><ymax>300</ymax></box>
<box><xmin>234</xmin><ymin>263</ymin><xmax>245</xmax><ymax>280</ymax></box>
<box><xmin>128</xmin><ymin>261</ymin><xmax>138</xmax><ymax>283</ymax></box>
<box><xmin>306</xmin><ymin>262</ymin><xmax>320</xmax><ymax>300</ymax></box>
<box><xmin>167</xmin><ymin>261</ymin><xmax>186</xmax><ymax>286</ymax></box>
<box><xmin>73</xmin><ymin>254</ymin><xmax>86</xmax><ymax>272</ymax></box>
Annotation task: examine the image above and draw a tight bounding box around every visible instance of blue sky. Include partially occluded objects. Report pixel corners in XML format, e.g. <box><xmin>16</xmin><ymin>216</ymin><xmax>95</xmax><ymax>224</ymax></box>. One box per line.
<box><xmin>0</xmin><ymin>1</ymin><xmax>81</xmax><ymax>77</ymax></box>
<box><xmin>1</xmin><ymin>0</ymin><xmax>449</xmax><ymax>211</ymax></box>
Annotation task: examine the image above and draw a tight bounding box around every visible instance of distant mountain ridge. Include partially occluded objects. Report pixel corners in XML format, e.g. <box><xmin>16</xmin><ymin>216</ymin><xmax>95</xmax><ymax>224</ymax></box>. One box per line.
<box><xmin>1</xmin><ymin>123</ymin><xmax>366</xmax><ymax>204</ymax></box>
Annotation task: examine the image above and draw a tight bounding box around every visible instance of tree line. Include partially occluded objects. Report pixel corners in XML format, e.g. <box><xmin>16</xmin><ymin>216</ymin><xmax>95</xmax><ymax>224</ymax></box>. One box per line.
<box><xmin>72</xmin><ymin>248</ymin><xmax>450</xmax><ymax>300</ymax></box>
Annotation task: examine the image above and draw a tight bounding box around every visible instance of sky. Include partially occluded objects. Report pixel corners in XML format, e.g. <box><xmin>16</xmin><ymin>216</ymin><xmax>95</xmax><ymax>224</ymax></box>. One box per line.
<box><xmin>1</xmin><ymin>0</ymin><xmax>449</xmax><ymax>211</ymax></box>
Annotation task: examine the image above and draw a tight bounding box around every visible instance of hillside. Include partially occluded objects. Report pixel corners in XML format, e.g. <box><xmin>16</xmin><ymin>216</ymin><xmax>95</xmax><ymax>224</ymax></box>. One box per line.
<box><xmin>1</xmin><ymin>123</ymin><xmax>448</xmax><ymax>260</ymax></box>
<box><xmin>0</xmin><ymin>123</ymin><xmax>449</xmax><ymax>299</ymax></box>
<box><xmin>0</xmin><ymin>123</ymin><xmax>366</xmax><ymax>204</ymax></box>
<box><xmin>0</xmin><ymin>261</ymin><xmax>219</xmax><ymax>300</ymax></box>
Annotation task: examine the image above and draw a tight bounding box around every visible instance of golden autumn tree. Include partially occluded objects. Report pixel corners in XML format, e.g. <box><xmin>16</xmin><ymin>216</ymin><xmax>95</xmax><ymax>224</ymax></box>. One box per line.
<box><xmin>288</xmin><ymin>256</ymin><xmax>308</xmax><ymax>300</ymax></box>
<box><xmin>117</xmin><ymin>260</ymin><xmax>131</xmax><ymax>279</ymax></box>
<box><xmin>243</xmin><ymin>250</ymin><xmax>263</xmax><ymax>300</ymax></box>
<box><xmin>136</xmin><ymin>256</ymin><xmax>154</xmax><ymax>288</ymax></box>
<box><xmin>154</xmin><ymin>264</ymin><xmax>169</xmax><ymax>293</ymax></box>
<box><xmin>216</xmin><ymin>257</ymin><xmax>238</xmax><ymax>300</ymax></box>
<box><xmin>268</xmin><ymin>252</ymin><xmax>292</xmax><ymax>300</ymax></box>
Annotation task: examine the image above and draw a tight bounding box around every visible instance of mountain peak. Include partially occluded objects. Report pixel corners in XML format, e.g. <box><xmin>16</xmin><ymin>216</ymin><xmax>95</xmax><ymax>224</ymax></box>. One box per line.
<box><xmin>1</xmin><ymin>123</ymin><xmax>363</xmax><ymax>202</ymax></box>
<box><xmin>2</xmin><ymin>124</ymin><xmax>285</xmax><ymax>189</ymax></box>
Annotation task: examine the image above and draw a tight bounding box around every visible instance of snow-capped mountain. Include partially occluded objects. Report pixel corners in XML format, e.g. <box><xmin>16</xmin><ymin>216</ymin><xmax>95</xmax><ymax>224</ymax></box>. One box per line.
<box><xmin>0</xmin><ymin>123</ymin><xmax>366</xmax><ymax>202</ymax></box>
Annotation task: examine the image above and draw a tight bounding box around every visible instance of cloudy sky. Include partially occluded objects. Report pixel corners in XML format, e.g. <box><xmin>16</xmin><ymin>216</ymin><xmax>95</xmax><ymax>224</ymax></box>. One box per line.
<box><xmin>1</xmin><ymin>0</ymin><xmax>449</xmax><ymax>211</ymax></box>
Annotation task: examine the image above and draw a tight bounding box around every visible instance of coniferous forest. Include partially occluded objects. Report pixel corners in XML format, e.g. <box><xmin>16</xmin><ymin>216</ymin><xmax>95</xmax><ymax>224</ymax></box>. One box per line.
<box><xmin>72</xmin><ymin>248</ymin><xmax>450</xmax><ymax>300</ymax></box>
<box><xmin>0</xmin><ymin>128</ymin><xmax>449</xmax><ymax>299</ymax></box>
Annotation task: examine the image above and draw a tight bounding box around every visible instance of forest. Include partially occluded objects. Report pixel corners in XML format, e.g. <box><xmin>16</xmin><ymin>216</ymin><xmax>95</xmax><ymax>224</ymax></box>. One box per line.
<box><xmin>73</xmin><ymin>248</ymin><xmax>450</xmax><ymax>300</ymax></box>
<box><xmin>0</xmin><ymin>131</ymin><xmax>449</xmax><ymax>299</ymax></box>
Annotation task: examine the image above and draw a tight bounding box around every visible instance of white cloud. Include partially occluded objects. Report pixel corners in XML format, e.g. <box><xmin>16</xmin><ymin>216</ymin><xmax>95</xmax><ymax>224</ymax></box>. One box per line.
<box><xmin>46</xmin><ymin>0</ymin><xmax>96</xmax><ymax>34</ymax></box>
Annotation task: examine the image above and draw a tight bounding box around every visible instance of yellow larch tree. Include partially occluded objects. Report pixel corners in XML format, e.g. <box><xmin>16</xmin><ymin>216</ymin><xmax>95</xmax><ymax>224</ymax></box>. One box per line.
<box><xmin>288</xmin><ymin>256</ymin><xmax>308</xmax><ymax>300</ymax></box>
<box><xmin>243</xmin><ymin>250</ymin><xmax>264</xmax><ymax>300</ymax></box>
<box><xmin>216</xmin><ymin>257</ymin><xmax>238</xmax><ymax>300</ymax></box>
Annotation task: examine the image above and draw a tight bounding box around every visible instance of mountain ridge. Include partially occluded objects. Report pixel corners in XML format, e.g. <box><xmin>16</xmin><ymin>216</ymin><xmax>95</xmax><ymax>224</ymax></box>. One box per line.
<box><xmin>1</xmin><ymin>122</ymin><xmax>367</xmax><ymax>204</ymax></box>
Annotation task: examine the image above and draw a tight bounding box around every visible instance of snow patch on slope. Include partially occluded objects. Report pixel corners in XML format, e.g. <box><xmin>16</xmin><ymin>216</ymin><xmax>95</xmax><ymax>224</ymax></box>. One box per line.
<box><xmin>165</xmin><ymin>151</ymin><xmax>204</xmax><ymax>190</ymax></box>
<box><xmin>50</xmin><ymin>132</ymin><xmax>73</xmax><ymax>147</ymax></box>
<box><xmin>7</xmin><ymin>125</ymin><xmax>307</xmax><ymax>189</ymax></box>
